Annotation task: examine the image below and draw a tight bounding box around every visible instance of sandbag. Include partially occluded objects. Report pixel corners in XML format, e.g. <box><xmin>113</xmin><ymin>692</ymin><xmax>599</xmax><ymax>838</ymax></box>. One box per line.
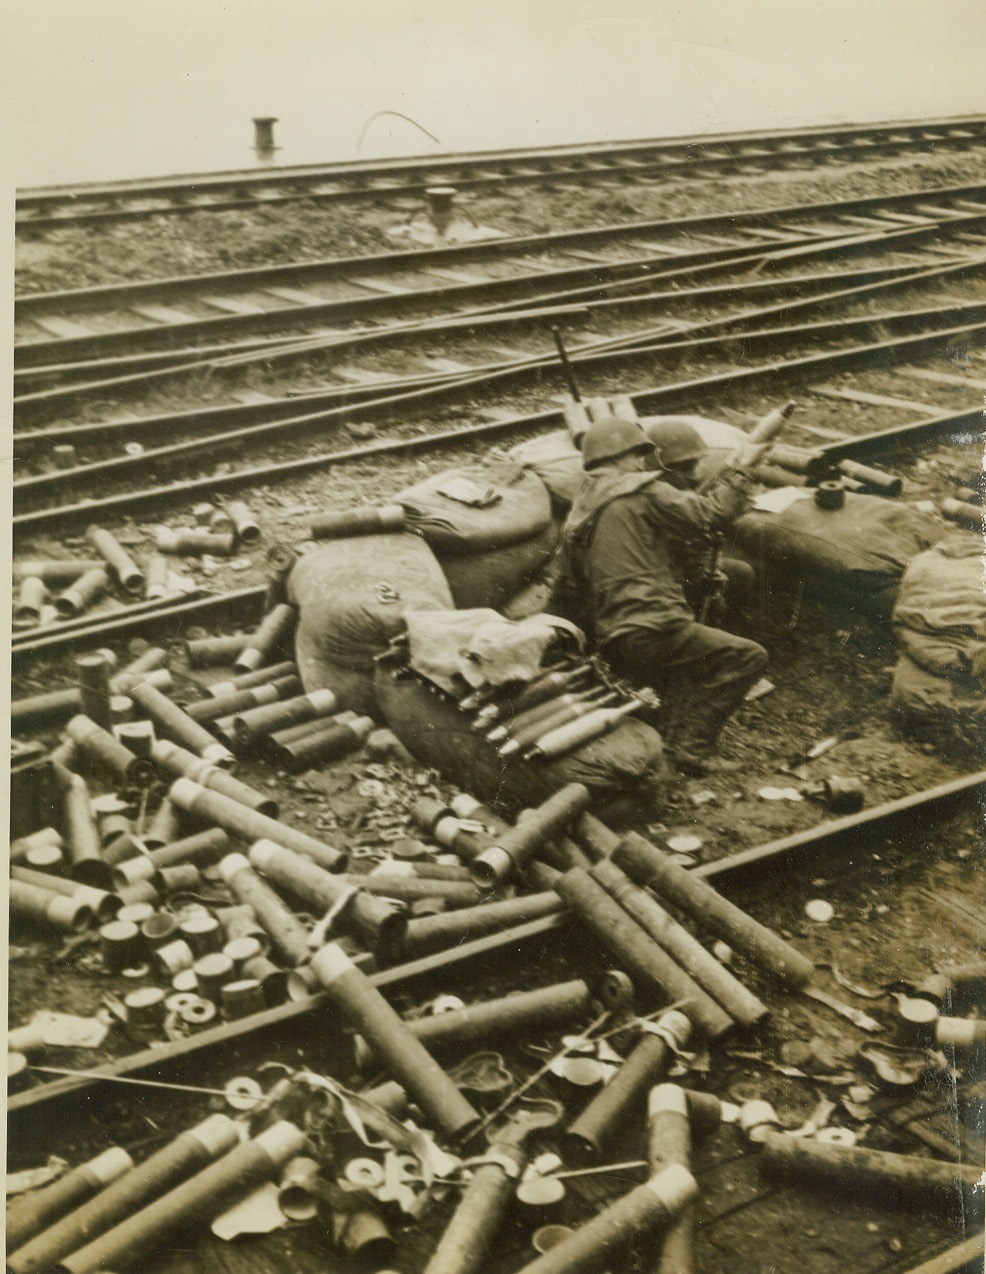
<box><xmin>733</xmin><ymin>494</ymin><xmax>941</xmax><ymax>619</ymax></box>
<box><xmin>375</xmin><ymin>666</ymin><xmax>665</xmax><ymax>824</ymax></box>
<box><xmin>288</xmin><ymin>533</ymin><xmax>453</xmax><ymax>679</ymax></box>
<box><xmin>439</xmin><ymin>518</ymin><xmax>561</xmax><ymax>612</ymax></box>
<box><xmin>396</xmin><ymin>461</ymin><xmax>552</xmax><ymax>552</ymax></box>
<box><xmin>892</xmin><ymin>651</ymin><xmax>986</xmax><ymax>747</ymax></box>
<box><xmin>892</xmin><ymin>536</ymin><xmax>986</xmax><ymax>680</ymax></box>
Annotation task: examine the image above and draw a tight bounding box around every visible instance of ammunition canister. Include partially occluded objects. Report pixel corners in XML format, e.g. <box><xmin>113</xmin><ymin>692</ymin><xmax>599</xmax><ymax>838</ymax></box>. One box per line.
<box><xmin>234</xmin><ymin>603</ymin><xmax>297</xmax><ymax>673</ymax></box>
<box><xmin>836</xmin><ymin>458</ymin><xmax>903</xmax><ymax>496</ymax></box>
<box><xmin>209</xmin><ymin>506</ymin><xmax>235</xmax><ymax>533</ymax></box>
<box><xmin>179</xmin><ymin>913</ymin><xmax>224</xmax><ymax>958</ymax></box>
<box><xmin>130</xmin><ymin>682</ymin><xmax>234</xmax><ymax>768</ymax></box>
<box><xmin>193</xmin><ymin>952</ymin><xmax>235</xmax><ymax>1002</ymax></box>
<box><xmin>114</xmin><ymin>720</ymin><xmax>155</xmax><ymax>758</ymax></box>
<box><xmin>554</xmin><ymin>869</ymin><xmax>733</xmax><ymax>1040</ymax></box>
<box><xmin>12</xmin><ymin>688</ymin><xmax>82</xmax><ymax>732</ymax></box>
<box><xmin>85</xmin><ymin>525</ymin><xmax>145</xmax><ymax>594</ymax></box>
<box><xmin>249</xmin><ymin>839</ymin><xmax>407</xmax><ymax>957</ymax></box>
<box><xmin>5</xmin><ymin>1146</ymin><xmax>134</xmax><ymax>1256</ymax></box>
<box><xmin>221</xmin><ymin>979</ymin><xmax>267</xmax><ymax>1018</ymax></box>
<box><xmin>219</xmin><ymin>853</ymin><xmax>312</xmax><ymax>966</ymax></box>
<box><xmin>612</xmin><ymin>832</ymin><xmax>814</xmax><ymax>989</ymax></box>
<box><xmin>56</xmin><ymin>1122</ymin><xmax>309</xmax><ymax>1274</ymax></box>
<box><xmin>563</xmin><ymin>1011</ymin><xmax>692</xmax><ymax>1164</ymax></box>
<box><xmin>471</xmin><ymin>783</ymin><xmax>591</xmax><ymax>888</ymax></box>
<box><xmin>54</xmin><ymin>567</ymin><xmax>111</xmax><ymax>618</ymax></box>
<box><xmin>110</xmin><ymin>664</ymin><xmax>173</xmax><ymax>697</ymax></box>
<box><xmin>311</xmin><ymin>943</ymin><xmax>480</xmax><ymax>1141</ymax></box>
<box><xmin>99</xmin><ymin>920</ymin><xmax>144</xmax><ymax>971</ymax></box>
<box><xmin>151</xmin><ymin>738</ymin><xmax>279</xmax><ymax>816</ymax></box>
<box><xmin>65</xmin><ymin>714</ymin><xmax>156</xmax><ymax>790</ymax></box>
<box><xmin>169</xmin><ymin>777</ymin><xmax>346</xmax><ymax>873</ymax></box>
<box><xmin>242</xmin><ymin>954</ymin><xmax>289</xmax><ymax>1004</ymax></box>
<box><xmin>215</xmin><ymin>903</ymin><xmax>271</xmax><ymax>955</ymax></box>
<box><xmin>11</xmin><ymin>826</ymin><xmax>64</xmax><ymax>865</ymax></box>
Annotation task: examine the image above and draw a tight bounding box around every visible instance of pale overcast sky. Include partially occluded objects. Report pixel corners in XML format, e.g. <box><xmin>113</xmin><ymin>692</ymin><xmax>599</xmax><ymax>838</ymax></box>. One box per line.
<box><xmin>6</xmin><ymin>0</ymin><xmax>986</xmax><ymax>185</ymax></box>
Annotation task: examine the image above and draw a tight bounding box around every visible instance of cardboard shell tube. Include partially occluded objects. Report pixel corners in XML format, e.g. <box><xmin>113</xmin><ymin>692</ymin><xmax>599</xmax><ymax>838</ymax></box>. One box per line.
<box><xmin>470</xmin><ymin>784</ymin><xmax>591</xmax><ymax>889</ymax></box>
<box><xmin>54</xmin><ymin>568</ymin><xmax>110</xmax><ymax>618</ymax></box>
<box><xmin>220</xmin><ymin>853</ymin><xmax>312</xmax><ymax>966</ymax></box>
<box><xmin>144</xmin><ymin>553</ymin><xmax>171</xmax><ymax>599</ymax></box>
<box><xmin>129</xmin><ymin>682</ymin><xmax>233</xmax><ymax>768</ymax></box>
<box><xmin>55</xmin><ymin>1122</ymin><xmax>308</xmax><ymax>1274</ymax></box>
<box><xmin>647</xmin><ymin>1084</ymin><xmax>695</xmax><ymax>1274</ymax></box>
<box><xmin>183</xmin><ymin>635</ymin><xmax>249</xmax><ymax>667</ymax></box>
<box><xmin>555</xmin><ymin>869</ymin><xmax>733</xmax><ymax>1040</ymax></box>
<box><xmin>234</xmin><ymin>603</ymin><xmax>297</xmax><ymax>673</ymax></box>
<box><xmin>511</xmin><ymin>1164</ymin><xmax>698</xmax><ymax>1274</ymax></box>
<box><xmin>13</xmin><ymin>559</ymin><xmax>104</xmax><ymax>584</ymax></box>
<box><xmin>85</xmin><ymin>525</ymin><xmax>145</xmax><ymax>594</ymax></box>
<box><xmin>424</xmin><ymin>1144</ymin><xmax>527</xmax><ymax>1274</ymax></box>
<box><xmin>65</xmin><ymin>715</ymin><xmax>156</xmax><ymax>790</ymax></box>
<box><xmin>61</xmin><ymin>774</ymin><xmax>116</xmax><ymax>891</ymax></box>
<box><xmin>338</xmin><ymin>873</ymin><xmax>482</xmax><ymax>908</ymax></box>
<box><xmin>155</xmin><ymin>527</ymin><xmax>236</xmax><ymax>556</ymax></box>
<box><xmin>11</xmin><ymin>866</ymin><xmax>120</xmax><ymax>924</ymax></box>
<box><xmin>148</xmin><ymin>828</ymin><xmax>231</xmax><ymax>872</ymax></box>
<box><xmin>612</xmin><ymin>832</ymin><xmax>814</xmax><ymax>990</ymax></box>
<box><xmin>11</xmin><ymin>827</ymin><xmax>64</xmax><ymax>864</ymax></box>
<box><xmin>75</xmin><ymin>653</ymin><xmax>114</xmax><ymax>731</ymax></box>
<box><xmin>226</xmin><ymin>500</ymin><xmax>262</xmax><ymax>545</ymax></box>
<box><xmin>184</xmin><ymin>675</ymin><xmax>301</xmax><ymax>723</ymax></box>
<box><xmin>248</xmin><ymin>839</ymin><xmax>407</xmax><ymax>956</ymax></box>
<box><xmin>398</xmin><ymin>891</ymin><xmax>564</xmax><ymax>960</ymax></box>
<box><xmin>233</xmin><ymin>689</ymin><xmax>339</xmax><ymax>746</ymax></box>
<box><xmin>151</xmin><ymin>739</ymin><xmax>279</xmax><ymax>817</ymax></box>
<box><xmin>12</xmin><ymin>688</ymin><xmax>82</xmax><ymax>730</ymax></box>
<box><xmin>270</xmin><ymin>716</ymin><xmax>374</xmax><ymax>772</ymax></box>
<box><xmin>591</xmin><ymin>859</ymin><xmax>768</xmax><ymax>1029</ymax></box>
<box><xmin>10</xmin><ymin>879</ymin><xmax>93</xmax><ymax>934</ymax></box>
<box><xmin>207</xmin><ymin>659</ymin><xmax>297</xmax><ymax>697</ymax></box>
<box><xmin>562</xmin><ymin>1012</ymin><xmax>692</xmax><ymax>1164</ymax></box>
<box><xmin>310</xmin><ymin>504</ymin><xmax>406</xmax><ymax>539</ymax></box>
<box><xmin>311</xmin><ymin>943</ymin><xmax>481</xmax><ymax>1141</ymax></box>
<box><xmin>141</xmin><ymin>799</ymin><xmax>183</xmax><ymax>850</ymax></box>
<box><xmin>5</xmin><ymin>1147</ymin><xmax>134</xmax><ymax>1256</ymax></box>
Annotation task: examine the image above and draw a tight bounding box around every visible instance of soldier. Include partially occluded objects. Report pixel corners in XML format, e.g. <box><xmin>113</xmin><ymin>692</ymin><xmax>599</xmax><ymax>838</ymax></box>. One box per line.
<box><xmin>550</xmin><ymin>415</ymin><xmax>767</xmax><ymax>775</ymax></box>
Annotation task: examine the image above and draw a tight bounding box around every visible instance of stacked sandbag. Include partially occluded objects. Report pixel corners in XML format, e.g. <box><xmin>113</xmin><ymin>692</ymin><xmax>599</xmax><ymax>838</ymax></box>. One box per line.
<box><xmin>288</xmin><ymin>534</ymin><xmax>454</xmax><ymax>716</ymax></box>
<box><xmin>396</xmin><ymin>460</ymin><xmax>557</xmax><ymax>611</ymax></box>
<box><xmin>374</xmin><ymin>663</ymin><xmax>665</xmax><ymax>825</ymax></box>
<box><xmin>891</xmin><ymin>535</ymin><xmax>986</xmax><ymax>744</ymax></box>
<box><xmin>732</xmin><ymin>493</ymin><xmax>941</xmax><ymax>619</ymax></box>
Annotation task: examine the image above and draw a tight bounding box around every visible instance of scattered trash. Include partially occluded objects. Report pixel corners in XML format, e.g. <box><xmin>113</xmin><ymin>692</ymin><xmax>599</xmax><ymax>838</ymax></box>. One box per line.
<box><xmin>6</xmin><ymin>1157</ymin><xmax>69</xmax><ymax>1196</ymax></box>
<box><xmin>666</xmin><ymin>834</ymin><xmax>703</xmax><ymax>854</ymax></box>
<box><xmin>212</xmin><ymin>1181</ymin><xmax>287</xmax><ymax>1239</ymax></box>
<box><xmin>804</xmin><ymin>899</ymin><xmax>835</xmax><ymax>923</ymax></box>
<box><xmin>759</xmin><ymin>786</ymin><xmax>805</xmax><ymax>802</ymax></box>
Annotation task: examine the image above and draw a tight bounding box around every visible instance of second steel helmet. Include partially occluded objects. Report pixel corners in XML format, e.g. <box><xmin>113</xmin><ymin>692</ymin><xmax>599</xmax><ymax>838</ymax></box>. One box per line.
<box><xmin>643</xmin><ymin>418</ymin><xmax>707</xmax><ymax>471</ymax></box>
<box><xmin>581</xmin><ymin>416</ymin><xmax>653</xmax><ymax>471</ymax></box>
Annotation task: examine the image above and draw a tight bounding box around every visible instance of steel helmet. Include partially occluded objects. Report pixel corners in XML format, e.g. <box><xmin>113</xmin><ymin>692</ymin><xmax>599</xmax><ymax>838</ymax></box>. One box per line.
<box><xmin>581</xmin><ymin>416</ymin><xmax>653</xmax><ymax>471</ymax></box>
<box><xmin>644</xmin><ymin>418</ymin><xmax>707</xmax><ymax>471</ymax></box>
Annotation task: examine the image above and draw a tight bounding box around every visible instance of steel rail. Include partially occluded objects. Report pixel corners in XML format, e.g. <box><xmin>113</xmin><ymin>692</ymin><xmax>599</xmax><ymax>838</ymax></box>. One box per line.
<box><xmin>13</xmin><ymin>312</ymin><xmax>986</xmax><ymax>537</ymax></box>
<box><xmin>16</xmin><ymin>112</ymin><xmax>986</xmax><ymax>215</ymax></box>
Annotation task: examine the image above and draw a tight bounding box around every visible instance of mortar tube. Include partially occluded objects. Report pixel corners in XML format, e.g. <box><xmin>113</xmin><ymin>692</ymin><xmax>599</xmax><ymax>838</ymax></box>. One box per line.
<box><xmin>129</xmin><ymin>682</ymin><xmax>233</xmax><ymax>768</ymax></box>
<box><xmin>183</xmin><ymin>634</ymin><xmax>248</xmax><ymax>667</ymax></box>
<box><xmin>206</xmin><ymin>659</ymin><xmax>297</xmax><ymax>697</ymax></box>
<box><xmin>10</xmin><ymin>1117</ymin><xmax>240</xmax><ymax>1274</ymax></box>
<box><xmin>249</xmin><ymin>839</ymin><xmax>407</xmax><ymax>957</ymax></box>
<box><xmin>54</xmin><ymin>568</ymin><xmax>110</xmax><ymax>618</ymax></box>
<box><xmin>424</xmin><ymin>1141</ymin><xmax>527</xmax><ymax>1274</ymax></box>
<box><xmin>353</xmin><ymin>978</ymin><xmax>591</xmax><ymax>1070</ymax></box>
<box><xmin>395</xmin><ymin>892</ymin><xmax>563</xmax><ymax>962</ymax></box>
<box><xmin>85</xmin><ymin>525</ymin><xmax>145</xmax><ymax>594</ymax></box>
<box><xmin>612</xmin><ymin>832</ymin><xmax>814</xmax><ymax>990</ymax></box>
<box><xmin>65</xmin><ymin>714</ymin><xmax>156</xmax><ymax>790</ymax></box>
<box><xmin>234</xmin><ymin>603</ymin><xmax>297</xmax><ymax>673</ymax></box>
<box><xmin>471</xmin><ymin>784</ymin><xmax>591</xmax><ymax>889</ymax></box>
<box><xmin>13</xmin><ymin>559</ymin><xmax>104</xmax><ymax>584</ymax></box>
<box><xmin>169</xmin><ymin>777</ymin><xmax>347</xmax><ymax>873</ymax></box>
<box><xmin>647</xmin><ymin>1084</ymin><xmax>694</xmax><ymax>1274</ymax></box>
<box><xmin>151</xmin><ymin>738</ymin><xmax>279</xmax><ymax>817</ymax></box>
<box><xmin>141</xmin><ymin>799</ymin><xmax>182</xmax><ymax>850</ymax></box>
<box><xmin>232</xmin><ymin>689</ymin><xmax>339</xmax><ymax>746</ymax></box>
<box><xmin>338</xmin><ymin>873</ymin><xmax>483</xmax><ymax>908</ymax></box>
<box><xmin>5</xmin><ymin>1148</ymin><xmax>134</xmax><ymax>1256</ymax></box>
<box><xmin>184</xmin><ymin>674</ymin><xmax>301</xmax><ymax>723</ymax></box>
<box><xmin>55</xmin><ymin>1122</ymin><xmax>309</xmax><ymax>1274</ymax></box>
<box><xmin>272</xmin><ymin>716</ymin><xmax>374</xmax><ymax>772</ymax></box>
<box><xmin>554</xmin><ymin>869</ymin><xmax>733</xmax><ymax>1040</ymax></box>
<box><xmin>310</xmin><ymin>504</ymin><xmax>406</xmax><ymax>539</ymax></box>
<box><xmin>756</xmin><ymin>1129</ymin><xmax>983</xmax><ymax>1213</ymax></box>
<box><xmin>10</xmin><ymin>879</ymin><xmax>93</xmax><ymax>934</ymax></box>
<box><xmin>562</xmin><ymin>1011</ymin><xmax>692</xmax><ymax>1164</ymax></box>
<box><xmin>11</xmin><ymin>865</ymin><xmax>120</xmax><ymax>924</ymax></box>
<box><xmin>147</xmin><ymin>828</ymin><xmax>231</xmax><ymax>872</ymax></box>
<box><xmin>11</xmin><ymin>827</ymin><xmax>64</xmax><ymax>865</ymax></box>
<box><xmin>591</xmin><ymin>858</ymin><xmax>768</xmax><ymax>1029</ymax></box>
<box><xmin>219</xmin><ymin>853</ymin><xmax>312</xmax><ymax>966</ymax></box>
<box><xmin>311</xmin><ymin>944</ymin><xmax>480</xmax><ymax>1142</ymax></box>
<box><xmin>60</xmin><ymin>772</ymin><xmax>116</xmax><ymax>891</ymax></box>
<box><xmin>14</xmin><ymin>576</ymin><xmax>47</xmax><ymax>628</ymax></box>
<box><xmin>512</xmin><ymin>1163</ymin><xmax>698</xmax><ymax>1274</ymax></box>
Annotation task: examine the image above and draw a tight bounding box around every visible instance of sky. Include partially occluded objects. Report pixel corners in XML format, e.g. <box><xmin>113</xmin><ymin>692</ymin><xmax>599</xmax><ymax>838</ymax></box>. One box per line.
<box><xmin>5</xmin><ymin>0</ymin><xmax>986</xmax><ymax>188</ymax></box>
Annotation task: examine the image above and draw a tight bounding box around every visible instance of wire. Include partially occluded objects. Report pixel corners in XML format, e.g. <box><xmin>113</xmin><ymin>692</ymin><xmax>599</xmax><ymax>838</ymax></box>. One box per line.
<box><xmin>356</xmin><ymin>112</ymin><xmax>441</xmax><ymax>156</ymax></box>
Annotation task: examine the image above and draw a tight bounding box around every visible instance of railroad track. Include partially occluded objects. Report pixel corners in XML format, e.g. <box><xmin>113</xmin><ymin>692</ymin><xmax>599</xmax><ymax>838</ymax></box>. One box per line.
<box><xmin>15</xmin><ymin>114</ymin><xmax>986</xmax><ymax>231</ymax></box>
<box><xmin>15</xmin><ymin>181</ymin><xmax>986</xmax><ymax>387</ymax></box>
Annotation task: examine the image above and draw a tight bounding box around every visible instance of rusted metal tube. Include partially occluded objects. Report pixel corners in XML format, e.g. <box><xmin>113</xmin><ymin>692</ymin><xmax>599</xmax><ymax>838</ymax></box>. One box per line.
<box><xmin>184</xmin><ymin>674</ymin><xmax>301</xmax><ymax>722</ymax></box>
<box><xmin>54</xmin><ymin>567</ymin><xmax>110</xmax><ymax>618</ymax></box>
<box><xmin>268</xmin><ymin>715</ymin><xmax>374</xmax><ymax>771</ymax></box>
<box><xmin>311</xmin><ymin>943</ymin><xmax>481</xmax><ymax>1141</ymax></box>
<box><xmin>85</xmin><ymin>525</ymin><xmax>145</xmax><ymax>594</ymax></box>
<box><xmin>130</xmin><ymin>681</ymin><xmax>233</xmax><ymax>767</ymax></box>
<box><xmin>941</xmin><ymin>496</ymin><xmax>982</xmax><ymax>529</ymax></box>
<box><xmin>5</xmin><ymin>1146</ymin><xmax>134</xmax><ymax>1255</ymax></box>
<box><xmin>10</xmin><ymin>879</ymin><xmax>93</xmax><ymax>933</ymax></box>
<box><xmin>310</xmin><ymin>504</ymin><xmax>406</xmax><ymax>539</ymax></box>
<box><xmin>65</xmin><ymin>714</ymin><xmax>156</xmax><ymax>789</ymax></box>
<box><xmin>234</xmin><ymin>603</ymin><xmax>297</xmax><ymax>673</ymax></box>
<box><xmin>148</xmin><ymin>828</ymin><xmax>231</xmax><ymax>871</ymax></box>
<box><xmin>14</xmin><ymin>559</ymin><xmax>105</xmax><ymax>584</ymax></box>
<box><xmin>249</xmin><ymin>839</ymin><xmax>407</xmax><ymax>957</ymax></box>
<box><xmin>554</xmin><ymin>869</ymin><xmax>732</xmax><ymax>1040</ymax></box>
<box><xmin>591</xmin><ymin>858</ymin><xmax>767</xmax><ymax>1028</ymax></box>
<box><xmin>169</xmin><ymin>777</ymin><xmax>346</xmax><ymax>873</ymax></box>
<box><xmin>11</xmin><ymin>866</ymin><xmax>120</xmax><ymax>924</ymax></box>
<box><xmin>7</xmin><ymin>1114</ymin><xmax>241</xmax><ymax>1274</ymax></box>
<box><xmin>183</xmin><ymin>634</ymin><xmax>247</xmax><ymax>667</ymax></box>
<box><xmin>339</xmin><ymin>873</ymin><xmax>483</xmax><ymax>908</ymax></box>
<box><xmin>233</xmin><ymin>688</ymin><xmax>339</xmax><ymax>746</ymax></box>
<box><xmin>471</xmin><ymin>784</ymin><xmax>591</xmax><ymax>888</ymax></box>
<box><xmin>612</xmin><ymin>832</ymin><xmax>814</xmax><ymax>989</ymax></box>
<box><xmin>563</xmin><ymin>1011</ymin><xmax>692</xmax><ymax>1164</ymax></box>
<box><xmin>75</xmin><ymin>652</ymin><xmax>115</xmax><ymax>730</ymax></box>
<box><xmin>14</xmin><ymin>577</ymin><xmax>47</xmax><ymax>628</ymax></box>
<box><xmin>354</xmin><ymin>978</ymin><xmax>592</xmax><ymax>1070</ymax></box>
<box><xmin>398</xmin><ymin>891</ymin><xmax>564</xmax><ymax>960</ymax></box>
<box><xmin>57</xmin><ymin>1122</ymin><xmax>309</xmax><ymax>1274</ymax></box>
<box><xmin>647</xmin><ymin>1084</ymin><xmax>694</xmax><ymax>1274</ymax></box>
<box><xmin>512</xmin><ymin>1164</ymin><xmax>698</xmax><ymax>1274</ymax></box>
<box><xmin>756</xmin><ymin>1129</ymin><xmax>983</xmax><ymax>1212</ymax></box>
<box><xmin>151</xmin><ymin>738</ymin><xmax>278</xmax><ymax>816</ymax></box>
<box><xmin>219</xmin><ymin>853</ymin><xmax>312</xmax><ymax>966</ymax></box>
